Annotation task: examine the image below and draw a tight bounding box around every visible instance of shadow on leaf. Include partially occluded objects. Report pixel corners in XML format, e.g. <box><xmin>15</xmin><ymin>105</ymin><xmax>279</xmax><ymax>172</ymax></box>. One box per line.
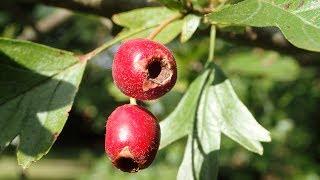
<box><xmin>191</xmin><ymin>63</ymin><xmax>225</xmax><ymax>180</ymax></box>
<box><xmin>210</xmin><ymin>63</ymin><xmax>227</xmax><ymax>86</ymax></box>
<box><xmin>192</xmin><ymin>121</ymin><xmax>219</xmax><ymax>180</ymax></box>
<box><xmin>0</xmin><ymin>51</ymin><xmax>79</xmax><ymax>166</ymax></box>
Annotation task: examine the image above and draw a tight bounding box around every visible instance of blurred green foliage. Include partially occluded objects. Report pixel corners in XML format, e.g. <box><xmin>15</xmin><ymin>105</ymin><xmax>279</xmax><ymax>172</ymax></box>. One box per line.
<box><xmin>0</xmin><ymin>4</ymin><xmax>319</xmax><ymax>180</ymax></box>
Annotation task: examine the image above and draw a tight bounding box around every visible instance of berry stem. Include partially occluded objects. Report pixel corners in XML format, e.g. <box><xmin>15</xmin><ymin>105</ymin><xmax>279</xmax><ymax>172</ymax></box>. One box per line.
<box><xmin>147</xmin><ymin>13</ymin><xmax>183</xmax><ymax>40</ymax></box>
<box><xmin>130</xmin><ymin>98</ymin><xmax>137</xmax><ymax>105</ymax></box>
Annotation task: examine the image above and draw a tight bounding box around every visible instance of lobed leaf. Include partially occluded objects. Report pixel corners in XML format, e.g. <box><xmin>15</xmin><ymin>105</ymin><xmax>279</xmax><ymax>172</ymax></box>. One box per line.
<box><xmin>206</xmin><ymin>64</ymin><xmax>271</xmax><ymax>155</ymax></box>
<box><xmin>206</xmin><ymin>0</ymin><xmax>320</xmax><ymax>52</ymax></box>
<box><xmin>0</xmin><ymin>38</ymin><xmax>86</xmax><ymax>168</ymax></box>
<box><xmin>177</xmin><ymin>71</ymin><xmax>220</xmax><ymax>180</ymax></box>
<box><xmin>171</xmin><ymin>63</ymin><xmax>271</xmax><ymax>179</ymax></box>
<box><xmin>160</xmin><ymin>70</ymin><xmax>210</xmax><ymax>149</ymax></box>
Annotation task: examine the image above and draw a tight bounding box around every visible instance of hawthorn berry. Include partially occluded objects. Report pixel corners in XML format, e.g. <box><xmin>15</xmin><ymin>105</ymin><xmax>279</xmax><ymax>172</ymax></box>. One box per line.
<box><xmin>112</xmin><ymin>38</ymin><xmax>177</xmax><ymax>100</ymax></box>
<box><xmin>105</xmin><ymin>104</ymin><xmax>160</xmax><ymax>172</ymax></box>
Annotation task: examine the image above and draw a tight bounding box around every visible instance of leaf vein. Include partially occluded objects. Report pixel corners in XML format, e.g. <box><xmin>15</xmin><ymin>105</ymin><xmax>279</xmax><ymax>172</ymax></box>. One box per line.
<box><xmin>0</xmin><ymin>61</ymin><xmax>80</xmax><ymax>107</ymax></box>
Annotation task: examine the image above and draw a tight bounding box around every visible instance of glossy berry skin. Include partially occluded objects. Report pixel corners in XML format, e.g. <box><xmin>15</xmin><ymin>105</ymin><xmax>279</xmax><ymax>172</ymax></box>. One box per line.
<box><xmin>112</xmin><ymin>39</ymin><xmax>177</xmax><ymax>100</ymax></box>
<box><xmin>105</xmin><ymin>104</ymin><xmax>160</xmax><ymax>172</ymax></box>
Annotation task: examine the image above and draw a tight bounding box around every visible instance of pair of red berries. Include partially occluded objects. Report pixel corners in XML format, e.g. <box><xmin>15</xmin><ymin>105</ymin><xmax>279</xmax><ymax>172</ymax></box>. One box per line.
<box><xmin>105</xmin><ymin>39</ymin><xmax>177</xmax><ymax>172</ymax></box>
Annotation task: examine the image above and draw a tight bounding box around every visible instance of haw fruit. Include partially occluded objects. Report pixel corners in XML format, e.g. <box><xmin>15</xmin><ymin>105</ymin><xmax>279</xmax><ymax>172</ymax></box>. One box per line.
<box><xmin>105</xmin><ymin>104</ymin><xmax>160</xmax><ymax>172</ymax></box>
<box><xmin>112</xmin><ymin>38</ymin><xmax>177</xmax><ymax>100</ymax></box>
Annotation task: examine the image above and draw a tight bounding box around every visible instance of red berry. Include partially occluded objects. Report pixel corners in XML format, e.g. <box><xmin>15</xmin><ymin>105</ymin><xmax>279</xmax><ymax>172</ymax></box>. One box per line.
<box><xmin>112</xmin><ymin>39</ymin><xmax>177</xmax><ymax>100</ymax></box>
<box><xmin>105</xmin><ymin>104</ymin><xmax>160</xmax><ymax>172</ymax></box>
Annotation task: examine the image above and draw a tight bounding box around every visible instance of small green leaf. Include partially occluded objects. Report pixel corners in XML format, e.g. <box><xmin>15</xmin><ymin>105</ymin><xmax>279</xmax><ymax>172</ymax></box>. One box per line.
<box><xmin>113</xmin><ymin>7</ymin><xmax>182</xmax><ymax>44</ymax></box>
<box><xmin>125</xmin><ymin>20</ymin><xmax>183</xmax><ymax>44</ymax></box>
<box><xmin>160</xmin><ymin>70</ymin><xmax>210</xmax><ymax>149</ymax></box>
<box><xmin>0</xmin><ymin>38</ymin><xmax>86</xmax><ymax>168</ymax></box>
<box><xmin>206</xmin><ymin>64</ymin><xmax>271</xmax><ymax>155</ymax></box>
<box><xmin>206</xmin><ymin>0</ymin><xmax>320</xmax><ymax>52</ymax></box>
<box><xmin>181</xmin><ymin>14</ymin><xmax>201</xmax><ymax>43</ymax></box>
<box><xmin>112</xmin><ymin>7</ymin><xmax>179</xmax><ymax>29</ymax></box>
<box><xmin>154</xmin><ymin>20</ymin><xmax>183</xmax><ymax>44</ymax></box>
<box><xmin>102</xmin><ymin>27</ymin><xmax>152</xmax><ymax>49</ymax></box>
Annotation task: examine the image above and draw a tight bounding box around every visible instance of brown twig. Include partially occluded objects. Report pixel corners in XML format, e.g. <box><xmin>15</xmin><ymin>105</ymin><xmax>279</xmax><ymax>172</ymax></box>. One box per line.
<box><xmin>12</xmin><ymin>0</ymin><xmax>158</xmax><ymax>18</ymax></box>
<box><xmin>18</xmin><ymin>9</ymin><xmax>73</xmax><ymax>41</ymax></box>
<box><xmin>147</xmin><ymin>13</ymin><xmax>183</xmax><ymax>40</ymax></box>
<box><xmin>7</xmin><ymin>0</ymin><xmax>320</xmax><ymax>65</ymax></box>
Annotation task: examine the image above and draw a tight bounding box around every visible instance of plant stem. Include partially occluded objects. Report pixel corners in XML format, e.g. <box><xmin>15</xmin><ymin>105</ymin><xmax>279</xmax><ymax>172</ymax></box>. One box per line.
<box><xmin>80</xmin><ymin>13</ymin><xmax>182</xmax><ymax>62</ymax></box>
<box><xmin>79</xmin><ymin>40</ymin><xmax>118</xmax><ymax>62</ymax></box>
<box><xmin>130</xmin><ymin>98</ymin><xmax>137</xmax><ymax>105</ymax></box>
<box><xmin>207</xmin><ymin>25</ymin><xmax>216</xmax><ymax>63</ymax></box>
<box><xmin>147</xmin><ymin>13</ymin><xmax>183</xmax><ymax>40</ymax></box>
<box><xmin>80</xmin><ymin>28</ymin><xmax>144</xmax><ymax>61</ymax></box>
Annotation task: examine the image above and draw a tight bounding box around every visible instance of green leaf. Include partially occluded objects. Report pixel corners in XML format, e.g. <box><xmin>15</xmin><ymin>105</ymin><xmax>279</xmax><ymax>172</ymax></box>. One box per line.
<box><xmin>206</xmin><ymin>64</ymin><xmax>271</xmax><ymax>155</ymax></box>
<box><xmin>177</xmin><ymin>135</ymin><xmax>219</xmax><ymax>180</ymax></box>
<box><xmin>0</xmin><ymin>38</ymin><xmax>86</xmax><ymax>168</ymax></box>
<box><xmin>162</xmin><ymin>62</ymin><xmax>270</xmax><ymax>179</ymax></box>
<box><xmin>123</xmin><ymin>20</ymin><xmax>183</xmax><ymax>44</ymax></box>
<box><xmin>177</xmin><ymin>71</ymin><xmax>220</xmax><ymax>180</ymax></box>
<box><xmin>112</xmin><ymin>7</ymin><xmax>179</xmax><ymax>29</ymax></box>
<box><xmin>153</xmin><ymin>20</ymin><xmax>183</xmax><ymax>44</ymax></box>
<box><xmin>181</xmin><ymin>14</ymin><xmax>201</xmax><ymax>43</ymax></box>
<box><xmin>113</xmin><ymin>7</ymin><xmax>183</xmax><ymax>44</ymax></box>
<box><xmin>196</xmin><ymin>71</ymin><xmax>221</xmax><ymax>154</ymax></box>
<box><xmin>97</xmin><ymin>27</ymin><xmax>153</xmax><ymax>53</ymax></box>
<box><xmin>206</xmin><ymin>0</ymin><xmax>320</xmax><ymax>52</ymax></box>
<box><xmin>160</xmin><ymin>70</ymin><xmax>210</xmax><ymax>149</ymax></box>
<box><xmin>223</xmin><ymin>50</ymin><xmax>300</xmax><ymax>81</ymax></box>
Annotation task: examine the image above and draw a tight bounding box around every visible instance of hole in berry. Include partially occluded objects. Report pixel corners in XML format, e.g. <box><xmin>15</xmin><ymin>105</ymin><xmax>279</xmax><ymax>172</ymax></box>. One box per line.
<box><xmin>142</xmin><ymin>58</ymin><xmax>173</xmax><ymax>91</ymax></box>
<box><xmin>147</xmin><ymin>61</ymin><xmax>162</xmax><ymax>79</ymax></box>
<box><xmin>114</xmin><ymin>157</ymin><xmax>140</xmax><ymax>172</ymax></box>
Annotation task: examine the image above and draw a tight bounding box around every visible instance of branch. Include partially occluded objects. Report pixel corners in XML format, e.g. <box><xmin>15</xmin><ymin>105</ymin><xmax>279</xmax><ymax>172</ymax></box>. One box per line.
<box><xmin>147</xmin><ymin>13</ymin><xmax>183</xmax><ymax>39</ymax></box>
<box><xmin>6</xmin><ymin>0</ymin><xmax>320</xmax><ymax>65</ymax></box>
<box><xmin>14</xmin><ymin>0</ymin><xmax>158</xmax><ymax>18</ymax></box>
<box><xmin>18</xmin><ymin>9</ymin><xmax>73</xmax><ymax>41</ymax></box>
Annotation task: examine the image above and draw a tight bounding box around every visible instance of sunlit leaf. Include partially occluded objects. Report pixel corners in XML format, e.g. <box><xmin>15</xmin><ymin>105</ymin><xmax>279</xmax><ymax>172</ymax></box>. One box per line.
<box><xmin>0</xmin><ymin>38</ymin><xmax>86</xmax><ymax>168</ymax></box>
<box><xmin>112</xmin><ymin>7</ymin><xmax>179</xmax><ymax>29</ymax></box>
<box><xmin>113</xmin><ymin>7</ymin><xmax>183</xmax><ymax>44</ymax></box>
<box><xmin>123</xmin><ymin>20</ymin><xmax>183</xmax><ymax>44</ymax></box>
<box><xmin>172</xmin><ymin>63</ymin><xmax>271</xmax><ymax>179</ymax></box>
<box><xmin>206</xmin><ymin>0</ymin><xmax>320</xmax><ymax>52</ymax></box>
<box><xmin>177</xmin><ymin>71</ymin><xmax>220</xmax><ymax>180</ymax></box>
<box><xmin>206</xmin><ymin>64</ymin><xmax>271</xmax><ymax>155</ymax></box>
<box><xmin>160</xmin><ymin>70</ymin><xmax>210</xmax><ymax>149</ymax></box>
<box><xmin>181</xmin><ymin>14</ymin><xmax>201</xmax><ymax>43</ymax></box>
